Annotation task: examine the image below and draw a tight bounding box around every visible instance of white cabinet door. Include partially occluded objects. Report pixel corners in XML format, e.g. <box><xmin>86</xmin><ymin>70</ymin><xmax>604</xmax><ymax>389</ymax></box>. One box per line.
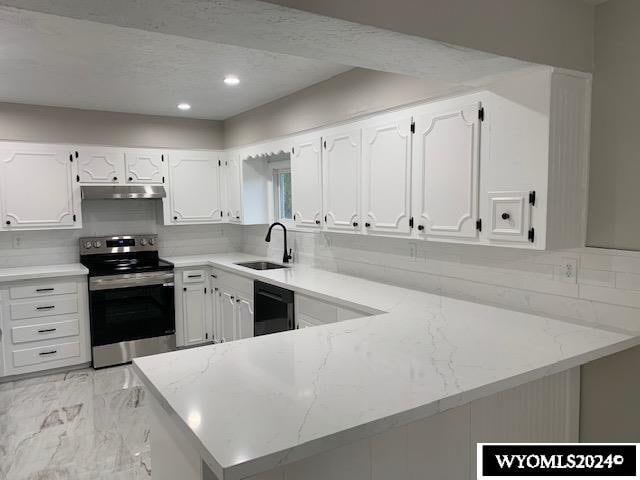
<box><xmin>0</xmin><ymin>143</ymin><xmax>80</xmax><ymax>230</ymax></box>
<box><xmin>322</xmin><ymin>128</ymin><xmax>361</xmax><ymax>232</ymax></box>
<box><xmin>235</xmin><ymin>295</ymin><xmax>254</xmax><ymax>340</ymax></box>
<box><xmin>77</xmin><ymin>147</ymin><xmax>125</xmax><ymax>184</ymax></box>
<box><xmin>224</xmin><ymin>155</ymin><xmax>243</xmax><ymax>223</ymax></box>
<box><xmin>362</xmin><ymin>114</ymin><xmax>413</xmax><ymax>236</ymax></box>
<box><xmin>125</xmin><ymin>149</ymin><xmax>165</xmax><ymax>184</ymax></box>
<box><xmin>182</xmin><ymin>284</ymin><xmax>207</xmax><ymax>346</ymax></box>
<box><xmin>220</xmin><ymin>289</ymin><xmax>236</xmax><ymax>343</ymax></box>
<box><xmin>291</xmin><ymin>136</ymin><xmax>323</xmax><ymax>228</ymax></box>
<box><xmin>168</xmin><ymin>151</ymin><xmax>222</xmax><ymax>224</ymax></box>
<box><xmin>412</xmin><ymin>100</ymin><xmax>482</xmax><ymax>239</ymax></box>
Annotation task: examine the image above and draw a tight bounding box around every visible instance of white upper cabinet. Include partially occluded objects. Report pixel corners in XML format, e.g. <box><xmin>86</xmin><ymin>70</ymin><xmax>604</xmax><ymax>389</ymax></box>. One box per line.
<box><xmin>166</xmin><ymin>151</ymin><xmax>223</xmax><ymax>224</ymax></box>
<box><xmin>322</xmin><ymin>127</ymin><xmax>362</xmax><ymax>232</ymax></box>
<box><xmin>291</xmin><ymin>135</ymin><xmax>323</xmax><ymax>228</ymax></box>
<box><xmin>412</xmin><ymin>98</ymin><xmax>482</xmax><ymax>240</ymax></box>
<box><xmin>224</xmin><ymin>154</ymin><xmax>243</xmax><ymax>223</ymax></box>
<box><xmin>0</xmin><ymin>143</ymin><xmax>81</xmax><ymax>230</ymax></box>
<box><xmin>77</xmin><ymin>147</ymin><xmax>125</xmax><ymax>184</ymax></box>
<box><xmin>125</xmin><ymin>149</ymin><xmax>165</xmax><ymax>184</ymax></box>
<box><xmin>362</xmin><ymin>114</ymin><xmax>413</xmax><ymax>236</ymax></box>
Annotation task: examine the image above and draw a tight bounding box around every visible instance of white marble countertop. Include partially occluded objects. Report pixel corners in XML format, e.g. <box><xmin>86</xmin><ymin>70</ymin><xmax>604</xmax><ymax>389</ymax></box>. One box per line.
<box><xmin>135</xmin><ymin>253</ymin><xmax>640</xmax><ymax>480</ymax></box>
<box><xmin>0</xmin><ymin>263</ymin><xmax>89</xmax><ymax>283</ymax></box>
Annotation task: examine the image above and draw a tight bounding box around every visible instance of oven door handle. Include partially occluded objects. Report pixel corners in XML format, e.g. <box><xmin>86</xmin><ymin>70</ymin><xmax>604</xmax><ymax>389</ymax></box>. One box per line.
<box><xmin>89</xmin><ymin>272</ymin><xmax>175</xmax><ymax>291</ymax></box>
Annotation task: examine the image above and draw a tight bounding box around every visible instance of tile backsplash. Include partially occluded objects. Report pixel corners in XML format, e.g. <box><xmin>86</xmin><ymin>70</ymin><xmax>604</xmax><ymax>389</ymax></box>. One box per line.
<box><xmin>0</xmin><ymin>200</ymin><xmax>242</xmax><ymax>267</ymax></box>
<box><xmin>243</xmin><ymin>225</ymin><xmax>640</xmax><ymax>335</ymax></box>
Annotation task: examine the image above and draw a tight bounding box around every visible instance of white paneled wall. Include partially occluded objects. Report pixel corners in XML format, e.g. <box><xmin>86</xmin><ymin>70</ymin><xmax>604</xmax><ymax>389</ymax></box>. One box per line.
<box><xmin>0</xmin><ymin>200</ymin><xmax>243</xmax><ymax>267</ymax></box>
<box><xmin>243</xmin><ymin>226</ymin><xmax>640</xmax><ymax>335</ymax></box>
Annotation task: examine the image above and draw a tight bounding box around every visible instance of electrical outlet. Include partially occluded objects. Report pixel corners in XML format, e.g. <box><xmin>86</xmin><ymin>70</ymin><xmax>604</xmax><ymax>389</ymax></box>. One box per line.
<box><xmin>409</xmin><ymin>242</ymin><xmax>417</xmax><ymax>260</ymax></box>
<box><xmin>559</xmin><ymin>258</ymin><xmax>577</xmax><ymax>284</ymax></box>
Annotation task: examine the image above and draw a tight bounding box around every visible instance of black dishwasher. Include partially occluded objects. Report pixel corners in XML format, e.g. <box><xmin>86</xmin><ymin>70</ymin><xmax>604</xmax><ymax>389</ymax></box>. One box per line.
<box><xmin>254</xmin><ymin>281</ymin><xmax>295</xmax><ymax>336</ymax></box>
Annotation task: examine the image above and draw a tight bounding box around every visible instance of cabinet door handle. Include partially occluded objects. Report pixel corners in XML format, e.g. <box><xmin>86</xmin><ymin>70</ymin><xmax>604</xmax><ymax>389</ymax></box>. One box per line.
<box><xmin>38</xmin><ymin>328</ymin><xmax>57</xmax><ymax>333</ymax></box>
<box><xmin>365</xmin><ymin>222</ymin><xmax>371</xmax><ymax>228</ymax></box>
<box><xmin>5</xmin><ymin>220</ymin><xmax>10</xmax><ymax>225</ymax></box>
<box><xmin>501</xmin><ymin>212</ymin><xmax>511</xmax><ymax>220</ymax></box>
<box><xmin>39</xmin><ymin>350</ymin><xmax>57</xmax><ymax>356</ymax></box>
<box><xmin>113</xmin><ymin>176</ymin><xmax>118</xmax><ymax>181</ymax></box>
<box><xmin>36</xmin><ymin>288</ymin><xmax>55</xmax><ymax>292</ymax></box>
<box><xmin>315</xmin><ymin>220</ymin><xmax>320</xmax><ymax>225</ymax></box>
<box><xmin>187</xmin><ymin>274</ymin><xmax>202</xmax><ymax>278</ymax></box>
<box><xmin>128</xmin><ymin>177</ymin><xmax>133</xmax><ymax>181</ymax></box>
<box><xmin>418</xmin><ymin>225</ymin><xmax>425</xmax><ymax>231</ymax></box>
<box><xmin>236</xmin><ymin>299</ymin><xmax>240</xmax><ymax>303</ymax></box>
<box><xmin>352</xmin><ymin>221</ymin><xmax>358</xmax><ymax>227</ymax></box>
<box><xmin>36</xmin><ymin>305</ymin><xmax>55</xmax><ymax>310</ymax></box>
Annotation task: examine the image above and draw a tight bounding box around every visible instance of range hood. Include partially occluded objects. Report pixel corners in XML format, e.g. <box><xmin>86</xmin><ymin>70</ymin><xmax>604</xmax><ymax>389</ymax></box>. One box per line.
<box><xmin>81</xmin><ymin>185</ymin><xmax>166</xmax><ymax>200</ymax></box>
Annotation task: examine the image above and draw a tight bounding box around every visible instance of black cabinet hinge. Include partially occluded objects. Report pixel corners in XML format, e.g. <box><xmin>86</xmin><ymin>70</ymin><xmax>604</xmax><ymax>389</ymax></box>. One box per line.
<box><xmin>162</xmin><ymin>176</ymin><xmax>165</xmax><ymax>183</ymax></box>
<box><xmin>220</xmin><ymin>211</ymin><xmax>223</xmax><ymax>218</ymax></box>
<box><xmin>409</xmin><ymin>217</ymin><xmax>414</xmax><ymax>228</ymax></box>
<box><xmin>204</xmin><ymin>287</ymin><xmax>207</xmax><ymax>294</ymax></box>
<box><xmin>75</xmin><ymin>151</ymin><xmax>78</xmax><ymax>158</ymax></box>
<box><xmin>324</xmin><ymin>214</ymin><xmax>327</xmax><ymax>223</ymax></box>
<box><xmin>476</xmin><ymin>218</ymin><xmax>482</xmax><ymax>231</ymax></box>
<box><xmin>410</xmin><ymin>121</ymin><xmax>415</xmax><ymax>134</ymax></box>
<box><xmin>478</xmin><ymin>107</ymin><xmax>485</xmax><ymax>122</ymax></box>
<box><xmin>218</xmin><ymin>160</ymin><xmax>221</xmax><ymax>166</ymax></box>
<box><xmin>161</xmin><ymin>154</ymin><xmax>164</xmax><ymax>162</ymax></box>
<box><xmin>529</xmin><ymin>190</ymin><xmax>536</xmax><ymax>206</ymax></box>
<box><xmin>69</xmin><ymin>154</ymin><xmax>73</xmax><ymax>162</ymax></box>
<box><xmin>205</xmin><ymin>333</ymin><xmax>209</xmax><ymax>340</ymax></box>
<box><xmin>323</xmin><ymin>140</ymin><xmax>327</xmax><ymax>149</ymax></box>
<box><xmin>291</xmin><ymin>147</ymin><xmax>295</xmax><ymax>154</ymax></box>
<box><xmin>76</xmin><ymin>175</ymin><xmax>80</xmax><ymax>182</ymax></box>
<box><xmin>73</xmin><ymin>214</ymin><xmax>77</xmax><ymax>222</ymax></box>
<box><xmin>528</xmin><ymin>227</ymin><xmax>535</xmax><ymax>243</ymax></box>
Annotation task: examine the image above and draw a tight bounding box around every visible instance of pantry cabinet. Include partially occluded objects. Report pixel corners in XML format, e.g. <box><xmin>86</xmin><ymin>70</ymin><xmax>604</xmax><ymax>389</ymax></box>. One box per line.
<box><xmin>412</xmin><ymin>98</ymin><xmax>482</xmax><ymax>240</ymax></box>
<box><xmin>165</xmin><ymin>151</ymin><xmax>223</xmax><ymax>225</ymax></box>
<box><xmin>125</xmin><ymin>149</ymin><xmax>166</xmax><ymax>184</ymax></box>
<box><xmin>77</xmin><ymin>147</ymin><xmax>125</xmax><ymax>184</ymax></box>
<box><xmin>291</xmin><ymin>135</ymin><xmax>323</xmax><ymax>228</ymax></box>
<box><xmin>362</xmin><ymin>113</ymin><xmax>413</xmax><ymax>236</ymax></box>
<box><xmin>322</xmin><ymin>127</ymin><xmax>362</xmax><ymax>232</ymax></box>
<box><xmin>0</xmin><ymin>143</ymin><xmax>81</xmax><ymax>230</ymax></box>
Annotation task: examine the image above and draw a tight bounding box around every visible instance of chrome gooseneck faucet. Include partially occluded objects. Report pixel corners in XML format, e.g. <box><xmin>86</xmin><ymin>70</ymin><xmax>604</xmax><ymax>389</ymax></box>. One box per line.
<box><xmin>265</xmin><ymin>222</ymin><xmax>292</xmax><ymax>263</ymax></box>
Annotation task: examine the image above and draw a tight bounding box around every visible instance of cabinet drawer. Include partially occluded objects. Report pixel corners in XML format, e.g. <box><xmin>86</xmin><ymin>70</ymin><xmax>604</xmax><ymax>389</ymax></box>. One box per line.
<box><xmin>10</xmin><ymin>281</ymin><xmax>77</xmax><ymax>299</ymax></box>
<box><xmin>218</xmin><ymin>271</ymin><xmax>253</xmax><ymax>297</ymax></box>
<box><xmin>10</xmin><ymin>296</ymin><xmax>78</xmax><ymax>320</ymax></box>
<box><xmin>182</xmin><ymin>270</ymin><xmax>206</xmax><ymax>284</ymax></box>
<box><xmin>11</xmin><ymin>318</ymin><xmax>79</xmax><ymax>344</ymax></box>
<box><xmin>12</xmin><ymin>341</ymin><xmax>80</xmax><ymax>368</ymax></box>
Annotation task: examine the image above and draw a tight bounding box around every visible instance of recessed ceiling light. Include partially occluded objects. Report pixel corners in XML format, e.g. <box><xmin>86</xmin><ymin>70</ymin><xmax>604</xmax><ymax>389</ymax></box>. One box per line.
<box><xmin>177</xmin><ymin>103</ymin><xmax>191</xmax><ymax>111</ymax></box>
<box><xmin>224</xmin><ymin>75</ymin><xmax>240</xmax><ymax>86</ymax></box>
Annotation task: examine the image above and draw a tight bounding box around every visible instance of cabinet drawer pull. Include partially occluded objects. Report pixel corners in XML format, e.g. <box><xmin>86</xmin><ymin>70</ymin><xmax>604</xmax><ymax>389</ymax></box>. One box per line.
<box><xmin>187</xmin><ymin>274</ymin><xmax>202</xmax><ymax>278</ymax></box>
<box><xmin>36</xmin><ymin>288</ymin><xmax>55</xmax><ymax>292</ymax></box>
<box><xmin>36</xmin><ymin>305</ymin><xmax>55</xmax><ymax>310</ymax></box>
<box><xmin>39</xmin><ymin>350</ymin><xmax>57</xmax><ymax>356</ymax></box>
<box><xmin>37</xmin><ymin>328</ymin><xmax>57</xmax><ymax>333</ymax></box>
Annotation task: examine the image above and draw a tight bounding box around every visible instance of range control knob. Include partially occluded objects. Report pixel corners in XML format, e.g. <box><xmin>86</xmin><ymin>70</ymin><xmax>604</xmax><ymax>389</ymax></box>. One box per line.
<box><xmin>83</xmin><ymin>241</ymin><xmax>92</xmax><ymax>249</ymax></box>
<box><xmin>139</xmin><ymin>238</ymin><xmax>148</xmax><ymax>246</ymax></box>
<box><xmin>149</xmin><ymin>238</ymin><xmax>156</xmax><ymax>246</ymax></box>
<box><xmin>93</xmin><ymin>240</ymin><xmax>102</xmax><ymax>248</ymax></box>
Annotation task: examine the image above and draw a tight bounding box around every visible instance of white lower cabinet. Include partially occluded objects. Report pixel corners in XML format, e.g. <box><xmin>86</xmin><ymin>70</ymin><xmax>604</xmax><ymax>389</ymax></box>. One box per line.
<box><xmin>219</xmin><ymin>289</ymin><xmax>236</xmax><ymax>343</ymax></box>
<box><xmin>295</xmin><ymin>293</ymin><xmax>371</xmax><ymax>328</ymax></box>
<box><xmin>0</xmin><ymin>275</ymin><xmax>90</xmax><ymax>377</ymax></box>
<box><xmin>235</xmin><ymin>295</ymin><xmax>254</xmax><ymax>340</ymax></box>
<box><xmin>175</xmin><ymin>269</ymin><xmax>211</xmax><ymax>347</ymax></box>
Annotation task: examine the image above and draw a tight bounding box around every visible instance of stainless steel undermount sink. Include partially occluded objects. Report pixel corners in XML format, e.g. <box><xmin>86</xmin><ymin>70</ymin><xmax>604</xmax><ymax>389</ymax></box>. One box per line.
<box><xmin>235</xmin><ymin>261</ymin><xmax>290</xmax><ymax>271</ymax></box>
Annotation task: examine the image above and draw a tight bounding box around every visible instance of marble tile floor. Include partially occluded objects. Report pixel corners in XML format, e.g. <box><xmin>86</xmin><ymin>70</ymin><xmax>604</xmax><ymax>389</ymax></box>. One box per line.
<box><xmin>0</xmin><ymin>365</ymin><xmax>152</xmax><ymax>479</ymax></box>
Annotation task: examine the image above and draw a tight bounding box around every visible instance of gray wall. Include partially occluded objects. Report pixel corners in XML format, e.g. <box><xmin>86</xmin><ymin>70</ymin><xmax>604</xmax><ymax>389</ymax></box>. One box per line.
<box><xmin>0</xmin><ymin>102</ymin><xmax>224</xmax><ymax>149</ymax></box>
<box><xmin>224</xmin><ymin>68</ymin><xmax>465</xmax><ymax>147</ymax></box>
<box><xmin>587</xmin><ymin>0</ymin><xmax>640</xmax><ymax>250</ymax></box>
<box><xmin>265</xmin><ymin>0</ymin><xmax>595</xmax><ymax>73</ymax></box>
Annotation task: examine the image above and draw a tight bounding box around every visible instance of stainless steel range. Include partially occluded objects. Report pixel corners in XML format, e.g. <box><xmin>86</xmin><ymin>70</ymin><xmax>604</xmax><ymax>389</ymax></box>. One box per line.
<box><xmin>79</xmin><ymin>234</ymin><xmax>176</xmax><ymax>368</ymax></box>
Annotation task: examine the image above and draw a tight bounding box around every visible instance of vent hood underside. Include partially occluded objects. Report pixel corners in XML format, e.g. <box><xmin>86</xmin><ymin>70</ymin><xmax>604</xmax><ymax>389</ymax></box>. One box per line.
<box><xmin>81</xmin><ymin>185</ymin><xmax>166</xmax><ymax>200</ymax></box>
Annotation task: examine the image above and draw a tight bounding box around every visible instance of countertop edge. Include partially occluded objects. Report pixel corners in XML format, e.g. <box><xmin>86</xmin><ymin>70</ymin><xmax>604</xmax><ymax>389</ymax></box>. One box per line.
<box><xmin>0</xmin><ymin>263</ymin><xmax>89</xmax><ymax>283</ymax></box>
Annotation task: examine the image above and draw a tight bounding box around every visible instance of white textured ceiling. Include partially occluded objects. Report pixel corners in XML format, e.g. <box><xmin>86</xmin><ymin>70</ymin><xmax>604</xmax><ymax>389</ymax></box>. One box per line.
<box><xmin>0</xmin><ymin>7</ymin><xmax>351</xmax><ymax>119</ymax></box>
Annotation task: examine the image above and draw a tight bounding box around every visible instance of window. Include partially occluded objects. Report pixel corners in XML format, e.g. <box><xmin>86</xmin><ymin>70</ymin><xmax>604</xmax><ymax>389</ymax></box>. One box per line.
<box><xmin>274</xmin><ymin>168</ymin><xmax>292</xmax><ymax>221</ymax></box>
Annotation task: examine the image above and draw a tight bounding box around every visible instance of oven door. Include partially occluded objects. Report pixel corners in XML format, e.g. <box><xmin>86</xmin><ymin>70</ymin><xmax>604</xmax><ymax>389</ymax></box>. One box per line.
<box><xmin>89</xmin><ymin>272</ymin><xmax>175</xmax><ymax>347</ymax></box>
